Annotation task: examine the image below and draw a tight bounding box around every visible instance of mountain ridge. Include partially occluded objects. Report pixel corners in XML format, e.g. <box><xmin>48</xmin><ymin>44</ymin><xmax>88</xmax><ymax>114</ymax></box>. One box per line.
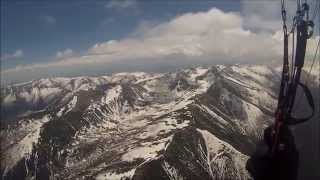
<box><xmin>1</xmin><ymin>64</ymin><xmax>317</xmax><ymax>180</ymax></box>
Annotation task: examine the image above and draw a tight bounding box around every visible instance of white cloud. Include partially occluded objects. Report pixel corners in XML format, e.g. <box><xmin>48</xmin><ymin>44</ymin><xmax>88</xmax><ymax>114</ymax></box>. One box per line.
<box><xmin>89</xmin><ymin>8</ymin><xmax>283</xmax><ymax>62</ymax></box>
<box><xmin>1</xmin><ymin>49</ymin><xmax>24</xmax><ymax>61</ymax></box>
<box><xmin>2</xmin><ymin>7</ymin><xmax>319</xmax><ymax>84</ymax></box>
<box><xmin>56</xmin><ymin>49</ymin><xmax>74</xmax><ymax>59</ymax></box>
<box><xmin>240</xmin><ymin>0</ymin><xmax>318</xmax><ymax>32</ymax></box>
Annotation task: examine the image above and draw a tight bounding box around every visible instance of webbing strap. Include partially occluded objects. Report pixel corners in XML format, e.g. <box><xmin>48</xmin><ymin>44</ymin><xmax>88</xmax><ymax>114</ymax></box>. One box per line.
<box><xmin>285</xmin><ymin>82</ymin><xmax>315</xmax><ymax>125</ymax></box>
<box><xmin>271</xmin><ymin>0</ymin><xmax>315</xmax><ymax>155</ymax></box>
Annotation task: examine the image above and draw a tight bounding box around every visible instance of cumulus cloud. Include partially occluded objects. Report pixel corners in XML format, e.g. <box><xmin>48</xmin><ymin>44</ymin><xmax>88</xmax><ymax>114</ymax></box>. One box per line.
<box><xmin>2</xmin><ymin>7</ymin><xmax>319</xmax><ymax>84</ymax></box>
<box><xmin>1</xmin><ymin>49</ymin><xmax>24</xmax><ymax>61</ymax></box>
<box><xmin>56</xmin><ymin>49</ymin><xmax>74</xmax><ymax>59</ymax></box>
<box><xmin>241</xmin><ymin>0</ymin><xmax>319</xmax><ymax>32</ymax></box>
<box><xmin>240</xmin><ymin>1</ymin><xmax>291</xmax><ymax>32</ymax></box>
<box><xmin>89</xmin><ymin>10</ymin><xmax>283</xmax><ymax>65</ymax></box>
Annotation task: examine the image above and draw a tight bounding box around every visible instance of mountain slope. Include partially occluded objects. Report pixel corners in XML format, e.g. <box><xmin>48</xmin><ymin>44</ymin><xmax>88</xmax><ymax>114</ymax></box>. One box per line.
<box><xmin>1</xmin><ymin>65</ymin><xmax>282</xmax><ymax>179</ymax></box>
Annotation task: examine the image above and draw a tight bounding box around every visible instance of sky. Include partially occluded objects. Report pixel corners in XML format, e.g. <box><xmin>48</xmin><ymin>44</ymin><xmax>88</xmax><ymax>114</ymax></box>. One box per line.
<box><xmin>1</xmin><ymin>0</ymin><xmax>319</xmax><ymax>85</ymax></box>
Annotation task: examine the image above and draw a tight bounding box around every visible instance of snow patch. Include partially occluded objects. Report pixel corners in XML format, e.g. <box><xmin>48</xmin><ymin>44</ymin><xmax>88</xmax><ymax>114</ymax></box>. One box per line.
<box><xmin>121</xmin><ymin>142</ymin><xmax>166</xmax><ymax>162</ymax></box>
<box><xmin>197</xmin><ymin>129</ymin><xmax>250</xmax><ymax>179</ymax></box>
<box><xmin>3</xmin><ymin>116</ymin><xmax>50</xmax><ymax>171</ymax></box>
<box><xmin>189</xmin><ymin>67</ymin><xmax>208</xmax><ymax>81</ymax></box>
<box><xmin>3</xmin><ymin>94</ymin><xmax>16</xmax><ymax>105</ymax></box>
<box><xmin>95</xmin><ymin>169</ymin><xmax>136</xmax><ymax>180</ymax></box>
<box><xmin>65</xmin><ymin>96</ymin><xmax>78</xmax><ymax>113</ymax></box>
<box><xmin>104</xmin><ymin>85</ymin><xmax>122</xmax><ymax>103</ymax></box>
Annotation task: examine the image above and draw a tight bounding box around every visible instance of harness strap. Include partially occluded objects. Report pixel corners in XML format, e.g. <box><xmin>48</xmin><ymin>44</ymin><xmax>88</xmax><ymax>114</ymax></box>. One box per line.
<box><xmin>285</xmin><ymin>82</ymin><xmax>315</xmax><ymax>125</ymax></box>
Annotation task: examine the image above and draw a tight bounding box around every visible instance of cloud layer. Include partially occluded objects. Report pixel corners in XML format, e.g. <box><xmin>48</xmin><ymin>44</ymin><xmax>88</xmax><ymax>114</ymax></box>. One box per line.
<box><xmin>1</xmin><ymin>7</ymin><xmax>318</xmax><ymax>84</ymax></box>
<box><xmin>56</xmin><ymin>49</ymin><xmax>74</xmax><ymax>59</ymax></box>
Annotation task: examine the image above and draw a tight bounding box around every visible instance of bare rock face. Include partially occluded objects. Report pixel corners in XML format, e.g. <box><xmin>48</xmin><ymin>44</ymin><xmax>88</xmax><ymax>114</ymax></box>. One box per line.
<box><xmin>1</xmin><ymin>65</ymin><xmax>287</xmax><ymax>179</ymax></box>
<box><xmin>133</xmin><ymin>128</ymin><xmax>250</xmax><ymax>180</ymax></box>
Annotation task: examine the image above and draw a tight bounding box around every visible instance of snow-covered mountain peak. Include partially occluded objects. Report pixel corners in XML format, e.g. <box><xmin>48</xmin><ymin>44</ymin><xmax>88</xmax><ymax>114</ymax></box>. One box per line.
<box><xmin>2</xmin><ymin>65</ymin><xmax>310</xmax><ymax>180</ymax></box>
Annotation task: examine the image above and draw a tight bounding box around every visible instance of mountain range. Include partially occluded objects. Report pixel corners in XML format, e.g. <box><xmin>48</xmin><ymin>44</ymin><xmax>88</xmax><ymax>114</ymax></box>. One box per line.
<box><xmin>1</xmin><ymin>65</ymin><xmax>319</xmax><ymax>180</ymax></box>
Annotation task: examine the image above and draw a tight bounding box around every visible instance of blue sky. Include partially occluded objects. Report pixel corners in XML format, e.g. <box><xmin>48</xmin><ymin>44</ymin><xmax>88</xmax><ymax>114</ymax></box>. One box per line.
<box><xmin>1</xmin><ymin>0</ymin><xmax>240</xmax><ymax>69</ymax></box>
<box><xmin>1</xmin><ymin>0</ymin><xmax>319</xmax><ymax>84</ymax></box>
